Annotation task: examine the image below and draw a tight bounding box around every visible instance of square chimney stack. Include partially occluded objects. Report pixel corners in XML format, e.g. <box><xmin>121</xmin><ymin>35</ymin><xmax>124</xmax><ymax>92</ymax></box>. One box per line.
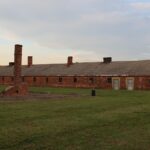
<box><xmin>28</xmin><ymin>56</ymin><xmax>33</xmax><ymax>67</ymax></box>
<box><xmin>103</xmin><ymin>57</ymin><xmax>112</xmax><ymax>63</ymax></box>
<box><xmin>67</xmin><ymin>56</ymin><xmax>73</xmax><ymax>67</ymax></box>
<box><xmin>9</xmin><ymin>62</ymin><xmax>15</xmax><ymax>67</ymax></box>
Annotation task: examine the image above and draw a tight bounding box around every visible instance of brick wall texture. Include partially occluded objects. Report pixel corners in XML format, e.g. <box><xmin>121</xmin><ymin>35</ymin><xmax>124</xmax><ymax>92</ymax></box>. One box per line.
<box><xmin>1</xmin><ymin>76</ymin><xmax>150</xmax><ymax>90</ymax></box>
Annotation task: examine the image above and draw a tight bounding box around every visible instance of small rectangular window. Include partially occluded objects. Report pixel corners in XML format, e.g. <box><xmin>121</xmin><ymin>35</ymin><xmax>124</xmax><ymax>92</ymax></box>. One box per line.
<box><xmin>33</xmin><ymin>77</ymin><xmax>36</xmax><ymax>82</ymax></box>
<box><xmin>89</xmin><ymin>77</ymin><xmax>94</xmax><ymax>84</ymax></box>
<box><xmin>59</xmin><ymin>77</ymin><xmax>62</xmax><ymax>83</ymax></box>
<box><xmin>2</xmin><ymin>77</ymin><xmax>4</xmax><ymax>82</ymax></box>
<box><xmin>46</xmin><ymin>77</ymin><xmax>49</xmax><ymax>83</ymax></box>
<box><xmin>22</xmin><ymin>77</ymin><xmax>24</xmax><ymax>82</ymax></box>
<box><xmin>74</xmin><ymin>77</ymin><xmax>77</xmax><ymax>83</ymax></box>
<box><xmin>107</xmin><ymin>77</ymin><xmax>112</xmax><ymax>83</ymax></box>
<box><xmin>11</xmin><ymin>77</ymin><xmax>14</xmax><ymax>82</ymax></box>
<box><xmin>147</xmin><ymin>79</ymin><xmax>150</xmax><ymax>84</ymax></box>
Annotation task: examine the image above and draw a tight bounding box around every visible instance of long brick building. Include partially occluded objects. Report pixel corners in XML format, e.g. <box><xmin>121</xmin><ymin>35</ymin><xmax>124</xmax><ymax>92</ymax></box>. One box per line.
<box><xmin>1</xmin><ymin>46</ymin><xmax>150</xmax><ymax>90</ymax></box>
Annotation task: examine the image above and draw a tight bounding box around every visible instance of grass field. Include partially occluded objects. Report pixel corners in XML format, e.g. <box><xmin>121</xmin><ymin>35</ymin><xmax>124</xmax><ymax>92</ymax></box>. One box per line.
<box><xmin>0</xmin><ymin>86</ymin><xmax>150</xmax><ymax>150</ymax></box>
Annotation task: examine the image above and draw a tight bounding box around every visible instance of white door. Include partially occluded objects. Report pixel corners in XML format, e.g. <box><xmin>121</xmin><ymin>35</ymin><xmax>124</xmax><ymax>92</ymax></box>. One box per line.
<box><xmin>112</xmin><ymin>79</ymin><xmax>120</xmax><ymax>90</ymax></box>
<box><xmin>126</xmin><ymin>79</ymin><xmax>134</xmax><ymax>90</ymax></box>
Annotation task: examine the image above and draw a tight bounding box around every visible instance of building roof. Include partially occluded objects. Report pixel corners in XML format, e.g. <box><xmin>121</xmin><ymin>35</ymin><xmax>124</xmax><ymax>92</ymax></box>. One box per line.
<box><xmin>0</xmin><ymin>60</ymin><xmax>150</xmax><ymax>76</ymax></box>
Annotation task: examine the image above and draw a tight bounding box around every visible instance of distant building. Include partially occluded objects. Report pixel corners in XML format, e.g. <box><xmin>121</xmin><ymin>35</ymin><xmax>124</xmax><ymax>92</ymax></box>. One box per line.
<box><xmin>1</xmin><ymin>46</ymin><xmax>150</xmax><ymax>90</ymax></box>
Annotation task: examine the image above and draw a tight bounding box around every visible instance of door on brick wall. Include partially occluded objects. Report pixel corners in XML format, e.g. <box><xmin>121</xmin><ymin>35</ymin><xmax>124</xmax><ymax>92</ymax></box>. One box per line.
<box><xmin>112</xmin><ymin>78</ymin><xmax>120</xmax><ymax>90</ymax></box>
<box><xmin>126</xmin><ymin>78</ymin><xmax>134</xmax><ymax>90</ymax></box>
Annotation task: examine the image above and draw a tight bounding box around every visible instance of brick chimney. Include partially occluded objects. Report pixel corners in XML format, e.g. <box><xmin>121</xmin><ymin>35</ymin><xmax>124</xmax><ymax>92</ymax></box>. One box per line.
<box><xmin>9</xmin><ymin>62</ymin><xmax>15</xmax><ymax>67</ymax></box>
<box><xmin>2</xmin><ymin>44</ymin><xmax>28</xmax><ymax>96</ymax></box>
<box><xmin>28</xmin><ymin>56</ymin><xmax>33</xmax><ymax>67</ymax></box>
<box><xmin>14</xmin><ymin>44</ymin><xmax>22</xmax><ymax>86</ymax></box>
<box><xmin>103</xmin><ymin>57</ymin><xmax>112</xmax><ymax>63</ymax></box>
<box><xmin>67</xmin><ymin>56</ymin><xmax>73</xmax><ymax>67</ymax></box>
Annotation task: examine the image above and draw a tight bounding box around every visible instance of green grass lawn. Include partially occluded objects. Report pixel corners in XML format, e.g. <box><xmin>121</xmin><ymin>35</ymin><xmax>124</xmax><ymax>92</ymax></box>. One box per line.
<box><xmin>0</xmin><ymin>86</ymin><xmax>150</xmax><ymax>150</ymax></box>
<box><xmin>0</xmin><ymin>85</ymin><xmax>6</xmax><ymax>92</ymax></box>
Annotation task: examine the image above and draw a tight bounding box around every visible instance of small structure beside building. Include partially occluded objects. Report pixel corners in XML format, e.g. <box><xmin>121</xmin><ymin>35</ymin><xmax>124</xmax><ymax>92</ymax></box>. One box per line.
<box><xmin>1</xmin><ymin>44</ymin><xmax>150</xmax><ymax>90</ymax></box>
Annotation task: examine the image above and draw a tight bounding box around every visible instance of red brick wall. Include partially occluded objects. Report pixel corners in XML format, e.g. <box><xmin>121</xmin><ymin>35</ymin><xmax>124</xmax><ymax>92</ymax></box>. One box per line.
<box><xmin>120</xmin><ymin>77</ymin><xmax>125</xmax><ymax>89</ymax></box>
<box><xmin>1</xmin><ymin>76</ymin><xmax>150</xmax><ymax>90</ymax></box>
<box><xmin>0</xmin><ymin>76</ymin><xmax>14</xmax><ymax>85</ymax></box>
<box><xmin>138</xmin><ymin>77</ymin><xmax>150</xmax><ymax>90</ymax></box>
<box><xmin>22</xmin><ymin>76</ymin><xmax>33</xmax><ymax>86</ymax></box>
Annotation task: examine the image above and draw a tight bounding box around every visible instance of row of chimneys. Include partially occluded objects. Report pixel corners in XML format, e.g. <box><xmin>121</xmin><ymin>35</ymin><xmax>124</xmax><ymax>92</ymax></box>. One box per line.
<box><xmin>9</xmin><ymin>56</ymin><xmax>33</xmax><ymax>67</ymax></box>
<box><xmin>67</xmin><ymin>56</ymin><xmax>112</xmax><ymax>66</ymax></box>
<box><xmin>9</xmin><ymin>56</ymin><xmax>112</xmax><ymax>67</ymax></box>
<box><xmin>67</xmin><ymin>57</ymin><xmax>112</xmax><ymax>65</ymax></box>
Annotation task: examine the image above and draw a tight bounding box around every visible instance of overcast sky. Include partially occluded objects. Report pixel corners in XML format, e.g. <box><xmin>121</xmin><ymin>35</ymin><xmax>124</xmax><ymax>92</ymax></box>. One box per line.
<box><xmin>0</xmin><ymin>0</ymin><xmax>150</xmax><ymax>65</ymax></box>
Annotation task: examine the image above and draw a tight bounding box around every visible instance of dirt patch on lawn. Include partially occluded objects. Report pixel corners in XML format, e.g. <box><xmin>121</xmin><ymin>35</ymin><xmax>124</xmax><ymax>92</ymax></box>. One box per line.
<box><xmin>0</xmin><ymin>92</ymin><xmax>85</xmax><ymax>101</ymax></box>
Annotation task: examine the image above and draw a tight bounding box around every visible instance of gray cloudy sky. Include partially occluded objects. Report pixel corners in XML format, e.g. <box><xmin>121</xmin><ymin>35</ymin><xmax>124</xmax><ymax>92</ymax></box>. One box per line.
<box><xmin>0</xmin><ymin>0</ymin><xmax>150</xmax><ymax>65</ymax></box>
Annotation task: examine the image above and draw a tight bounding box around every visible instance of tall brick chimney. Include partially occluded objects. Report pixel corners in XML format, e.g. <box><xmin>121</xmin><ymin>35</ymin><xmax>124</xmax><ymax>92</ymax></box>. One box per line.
<box><xmin>2</xmin><ymin>44</ymin><xmax>28</xmax><ymax>96</ymax></box>
<box><xmin>67</xmin><ymin>56</ymin><xmax>73</xmax><ymax>67</ymax></box>
<box><xmin>28</xmin><ymin>56</ymin><xmax>33</xmax><ymax>67</ymax></box>
<box><xmin>14</xmin><ymin>44</ymin><xmax>22</xmax><ymax>86</ymax></box>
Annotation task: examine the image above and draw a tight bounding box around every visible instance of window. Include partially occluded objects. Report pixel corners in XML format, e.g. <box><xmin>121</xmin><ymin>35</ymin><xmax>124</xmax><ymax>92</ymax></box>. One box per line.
<box><xmin>59</xmin><ymin>77</ymin><xmax>62</xmax><ymax>83</ymax></box>
<box><xmin>2</xmin><ymin>77</ymin><xmax>4</xmax><ymax>82</ymax></box>
<box><xmin>89</xmin><ymin>77</ymin><xmax>94</xmax><ymax>84</ymax></box>
<box><xmin>46</xmin><ymin>77</ymin><xmax>49</xmax><ymax>83</ymax></box>
<box><xmin>107</xmin><ymin>77</ymin><xmax>112</xmax><ymax>83</ymax></box>
<box><xmin>147</xmin><ymin>79</ymin><xmax>150</xmax><ymax>84</ymax></box>
<box><xmin>33</xmin><ymin>77</ymin><xmax>36</xmax><ymax>82</ymax></box>
<box><xmin>11</xmin><ymin>77</ymin><xmax>14</xmax><ymax>82</ymax></box>
<box><xmin>22</xmin><ymin>77</ymin><xmax>25</xmax><ymax>82</ymax></box>
<box><xmin>74</xmin><ymin>77</ymin><xmax>77</xmax><ymax>83</ymax></box>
